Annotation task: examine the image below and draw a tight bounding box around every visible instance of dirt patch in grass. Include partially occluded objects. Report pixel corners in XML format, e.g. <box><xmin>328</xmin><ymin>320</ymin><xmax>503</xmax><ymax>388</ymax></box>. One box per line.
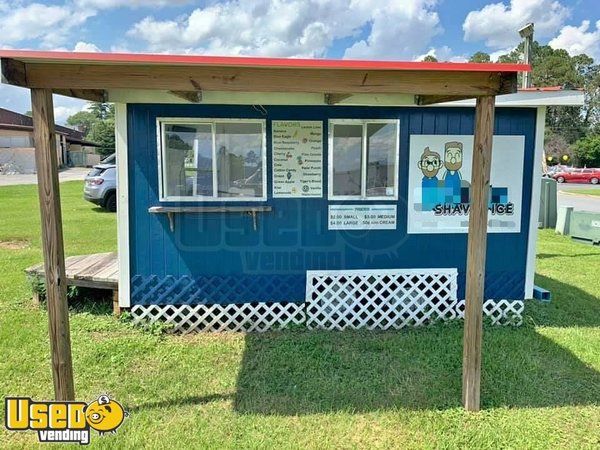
<box><xmin>0</xmin><ymin>239</ymin><xmax>29</xmax><ymax>250</ymax></box>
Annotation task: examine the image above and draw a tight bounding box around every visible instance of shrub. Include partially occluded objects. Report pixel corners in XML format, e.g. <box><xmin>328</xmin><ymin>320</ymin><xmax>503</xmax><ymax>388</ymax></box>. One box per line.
<box><xmin>573</xmin><ymin>134</ymin><xmax>600</xmax><ymax>167</ymax></box>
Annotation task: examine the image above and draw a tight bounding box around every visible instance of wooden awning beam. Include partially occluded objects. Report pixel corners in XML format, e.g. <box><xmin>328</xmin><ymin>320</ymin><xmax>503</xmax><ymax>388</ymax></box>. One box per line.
<box><xmin>325</xmin><ymin>93</ymin><xmax>352</xmax><ymax>105</ymax></box>
<box><xmin>1</xmin><ymin>58</ymin><xmax>26</xmax><ymax>85</ymax></box>
<box><xmin>1</xmin><ymin>58</ymin><xmax>107</xmax><ymax>102</ymax></box>
<box><xmin>53</xmin><ymin>89</ymin><xmax>107</xmax><ymax>102</ymax></box>
<box><xmin>168</xmin><ymin>90</ymin><xmax>202</xmax><ymax>103</ymax></box>
<box><xmin>2</xmin><ymin>60</ymin><xmax>518</xmax><ymax>99</ymax></box>
<box><xmin>416</xmin><ymin>94</ymin><xmax>477</xmax><ymax>105</ymax></box>
<box><xmin>169</xmin><ymin>78</ymin><xmax>203</xmax><ymax>103</ymax></box>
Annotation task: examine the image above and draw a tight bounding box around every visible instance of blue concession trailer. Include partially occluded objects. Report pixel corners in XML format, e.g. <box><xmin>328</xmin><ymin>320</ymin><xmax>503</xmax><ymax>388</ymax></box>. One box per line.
<box><xmin>0</xmin><ymin>49</ymin><xmax>584</xmax><ymax>408</ymax></box>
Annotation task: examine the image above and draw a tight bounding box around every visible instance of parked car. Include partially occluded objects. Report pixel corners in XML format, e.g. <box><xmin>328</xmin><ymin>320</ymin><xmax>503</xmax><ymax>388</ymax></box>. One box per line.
<box><xmin>84</xmin><ymin>162</ymin><xmax>117</xmax><ymax>212</ymax></box>
<box><xmin>100</xmin><ymin>153</ymin><xmax>116</xmax><ymax>165</ymax></box>
<box><xmin>543</xmin><ymin>165</ymin><xmax>569</xmax><ymax>178</ymax></box>
<box><xmin>552</xmin><ymin>168</ymin><xmax>600</xmax><ymax>184</ymax></box>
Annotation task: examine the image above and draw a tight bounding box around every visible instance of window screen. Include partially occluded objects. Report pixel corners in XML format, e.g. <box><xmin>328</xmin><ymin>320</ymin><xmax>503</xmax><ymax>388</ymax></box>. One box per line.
<box><xmin>163</xmin><ymin>123</ymin><xmax>212</xmax><ymax>197</ymax></box>
<box><xmin>329</xmin><ymin>120</ymin><xmax>398</xmax><ymax>199</ymax></box>
<box><xmin>160</xmin><ymin>120</ymin><xmax>265</xmax><ymax>201</ymax></box>
<box><xmin>215</xmin><ymin>122</ymin><xmax>263</xmax><ymax>198</ymax></box>
<box><xmin>331</xmin><ymin>124</ymin><xmax>363</xmax><ymax>196</ymax></box>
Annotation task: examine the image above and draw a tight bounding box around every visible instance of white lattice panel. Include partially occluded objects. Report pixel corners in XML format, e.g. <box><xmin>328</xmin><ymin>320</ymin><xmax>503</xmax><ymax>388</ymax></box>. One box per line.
<box><xmin>305</xmin><ymin>269</ymin><xmax>458</xmax><ymax>330</ymax></box>
<box><xmin>455</xmin><ymin>299</ymin><xmax>524</xmax><ymax>326</ymax></box>
<box><xmin>130</xmin><ymin>302</ymin><xmax>305</xmax><ymax>333</ymax></box>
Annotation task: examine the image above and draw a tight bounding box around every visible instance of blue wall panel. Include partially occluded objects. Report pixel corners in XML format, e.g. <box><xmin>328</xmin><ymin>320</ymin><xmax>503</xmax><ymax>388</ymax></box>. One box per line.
<box><xmin>127</xmin><ymin>104</ymin><xmax>536</xmax><ymax>305</ymax></box>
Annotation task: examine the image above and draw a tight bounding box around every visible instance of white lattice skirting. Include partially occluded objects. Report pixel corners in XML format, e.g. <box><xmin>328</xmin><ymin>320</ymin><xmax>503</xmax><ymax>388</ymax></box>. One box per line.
<box><xmin>130</xmin><ymin>302</ymin><xmax>305</xmax><ymax>333</ymax></box>
<box><xmin>306</xmin><ymin>269</ymin><xmax>459</xmax><ymax>330</ymax></box>
<box><xmin>456</xmin><ymin>299</ymin><xmax>525</xmax><ymax>326</ymax></box>
<box><xmin>130</xmin><ymin>269</ymin><xmax>525</xmax><ymax>332</ymax></box>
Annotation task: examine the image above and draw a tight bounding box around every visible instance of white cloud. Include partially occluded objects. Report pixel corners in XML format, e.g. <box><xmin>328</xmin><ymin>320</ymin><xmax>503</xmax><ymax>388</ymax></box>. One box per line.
<box><xmin>343</xmin><ymin>0</ymin><xmax>441</xmax><ymax>59</ymax></box>
<box><xmin>73</xmin><ymin>41</ymin><xmax>102</xmax><ymax>52</ymax></box>
<box><xmin>415</xmin><ymin>46</ymin><xmax>467</xmax><ymax>62</ymax></box>
<box><xmin>0</xmin><ymin>1</ymin><xmax>172</xmax><ymax>50</ymax></box>
<box><xmin>53</xmin><ymin>98</ymin><xmax>91</xmax><ymax>125</ymax></box>
<box><xmin>109</xmin><ymin>44</ymin><xmax>134</xmax><ymax>53</ymax></box>
<box><xmin>128</xmin><ymin>0</ymin><xmax>443</xmax><ymax>60</ymax></box>
<box><xmin>549</xmin><ymin>20</ymin><xmax>600</xmax><ymax>61</ymax></box>
<box><xmin>463</xmin><ymin>0</ymin><xmax>570</xmax><ymax>48</ymax></box>
<box><xmin>0</xmin><ymin>3</ymin><xmax>94</xmax><ymax>48</ymax></box>
<box><xmin>0</xmin><ymin>84</ymin><xmax>30</xmax><ymax>113</ymax></box>
<box><xmin>489</xmin><ymin>47</ymin><xmax>515</xmax><ymax>61</ymax></box>
<box><xmin>0</xmin><ymin>85</ymin><xmax>87</xmax><ymax>125</ymax></box>
<box><xmin>75</xmin><ymin>0</ymin><xmax>190</xmax><ymax>9</ymax></box>
<box><xmin>53</xmin><ymin>105</ymin><xmax>86</xmax><ymax>125</ymax></box>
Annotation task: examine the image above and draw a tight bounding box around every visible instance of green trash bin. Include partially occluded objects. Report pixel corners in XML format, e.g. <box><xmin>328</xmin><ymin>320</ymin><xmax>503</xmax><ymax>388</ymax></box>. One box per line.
<box><xmin>539</xmin><ymin>178</ymin><xmax>557</xmax><ymax>229</ymax></box>
<box><xmin>569</xmin><ymin>210</ymin><xmax>600</xmax><ymax>245</ymax></box>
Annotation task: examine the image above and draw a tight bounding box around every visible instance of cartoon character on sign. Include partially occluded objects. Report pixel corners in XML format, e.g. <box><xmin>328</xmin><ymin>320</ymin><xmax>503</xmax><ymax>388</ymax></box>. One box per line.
<box><xmin>417</xmin><ymin>147</ymin><xmax>442</xmax><ymax>210</ymax></box>
<box><xmin>85</xmin><ymin>395</ymin><xmax>128</xmax><ymax>435</ymax></box>
<box><xmin>443</xmin><ymin>141</ymin><xmax>463</xmax><ymax>204</ymax></box>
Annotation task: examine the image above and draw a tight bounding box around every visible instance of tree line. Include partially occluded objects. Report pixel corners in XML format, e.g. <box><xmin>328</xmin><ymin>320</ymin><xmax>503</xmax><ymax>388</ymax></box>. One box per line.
<box><xmin>66</xmin><ymin>103</ymin><xmax>116</xmax><ymax>157</ymax></box>
<box><xmin>426</xmin><ymin>42</ymin><xmax>600</xmax><ymax>168</ymax></box>
<box><xmin>68</xmin><ymin>42</ymin><xmax>600</xmax><ymax>167</ymax></box>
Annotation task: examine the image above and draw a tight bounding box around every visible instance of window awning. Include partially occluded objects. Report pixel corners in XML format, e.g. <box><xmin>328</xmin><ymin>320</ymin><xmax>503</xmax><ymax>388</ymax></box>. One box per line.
<box><xmin>0</xmin><ymin>50</ymin><xmax>529</xmax><ymax>105</ymax></box>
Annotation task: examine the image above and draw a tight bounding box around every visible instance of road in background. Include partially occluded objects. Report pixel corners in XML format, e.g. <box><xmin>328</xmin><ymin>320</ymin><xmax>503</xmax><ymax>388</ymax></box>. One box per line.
<box><xmin>557</xmin><ymin>183</ymin><xmax>600</xmax><ymax>213</ymax></box>
<box><xmin>0</xmin><ymin>167</ymin><xmax>89</xmax><ymax>186</ymax></box>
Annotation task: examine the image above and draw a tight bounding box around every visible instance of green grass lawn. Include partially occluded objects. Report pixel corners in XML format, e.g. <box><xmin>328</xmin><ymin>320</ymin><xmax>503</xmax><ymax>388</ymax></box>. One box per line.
<box><xmin>0</xmin><ymin>181</ymin><xmax>599</xmax><ymax>449</ymax></box>
<box><xmin>562</xmin><ymin>188</ymin><xmax>600</xmax><ymax>197</ymax></box>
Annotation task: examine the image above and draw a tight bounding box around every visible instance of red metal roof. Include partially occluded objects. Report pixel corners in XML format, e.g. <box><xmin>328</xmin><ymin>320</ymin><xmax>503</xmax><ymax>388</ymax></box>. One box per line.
<box><xmin>0</xmin><ymin>49</ymin><xmax>530</xmax><ymax>72</ymax></box>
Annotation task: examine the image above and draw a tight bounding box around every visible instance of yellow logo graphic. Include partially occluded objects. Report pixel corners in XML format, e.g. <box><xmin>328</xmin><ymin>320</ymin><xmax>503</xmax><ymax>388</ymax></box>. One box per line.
<box><xmin>5</xmin><ymin>395</ymin><xmax>128</xmax><ymax>445</ymax></box>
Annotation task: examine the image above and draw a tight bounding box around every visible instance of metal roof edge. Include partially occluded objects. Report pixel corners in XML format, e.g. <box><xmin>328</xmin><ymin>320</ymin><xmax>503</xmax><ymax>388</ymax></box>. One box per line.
<box><xmin>0</xmin><ymin>49</ymin><xmax>531</xmax><ymax>73</ymax></box>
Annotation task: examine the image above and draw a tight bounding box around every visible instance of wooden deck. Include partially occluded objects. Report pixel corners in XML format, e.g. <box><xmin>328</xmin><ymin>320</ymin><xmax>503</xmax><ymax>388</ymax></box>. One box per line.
<box><xmin>26</xmin><ymin>252</ymin><xmax>118</xmax><ymax>290</ymax></box>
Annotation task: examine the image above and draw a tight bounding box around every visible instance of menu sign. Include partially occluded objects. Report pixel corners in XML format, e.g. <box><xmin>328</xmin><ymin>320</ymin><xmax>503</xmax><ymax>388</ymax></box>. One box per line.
<box><xmin>328</xmin><ymin>205</ymin><xmax>397</xmax><ymax>230</ymax></box>
<box><xmin>272</xmin><ymin>121</ymin><xmax>323</xmax><ymax>198</ymax></box>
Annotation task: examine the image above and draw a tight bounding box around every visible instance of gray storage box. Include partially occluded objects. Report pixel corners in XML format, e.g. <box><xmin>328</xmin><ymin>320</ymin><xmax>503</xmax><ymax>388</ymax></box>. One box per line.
<box><xmin>569</xmin><ymin>210</ymin><xmax>600</xmax><ymax>245</ymax></box>
<box><xmin>555</xmin><ymin>206</ymin><xmax>574</xmax><ymax>235</ymax></box>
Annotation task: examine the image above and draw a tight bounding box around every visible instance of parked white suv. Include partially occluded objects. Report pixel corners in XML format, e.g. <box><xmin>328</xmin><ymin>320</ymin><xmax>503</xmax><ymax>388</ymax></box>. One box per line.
<box><xmin>84</xmin><ymin>156</ymin><xmax>117</xmax><ymax>212</ymax></box>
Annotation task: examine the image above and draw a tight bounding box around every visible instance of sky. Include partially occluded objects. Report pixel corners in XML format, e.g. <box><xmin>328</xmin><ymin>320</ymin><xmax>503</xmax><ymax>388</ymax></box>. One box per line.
<box><xmin>0</xmin><ymin>0</ymin><xmax>598</xmax><ymax>124</ymax></box>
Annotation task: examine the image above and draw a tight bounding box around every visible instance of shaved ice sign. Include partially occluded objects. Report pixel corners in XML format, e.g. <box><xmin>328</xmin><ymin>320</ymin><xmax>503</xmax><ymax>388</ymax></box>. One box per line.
<box><xmin>408</xmin><ymin>135</ymin><xmax>525</xmax><ymax>234</ymax></box>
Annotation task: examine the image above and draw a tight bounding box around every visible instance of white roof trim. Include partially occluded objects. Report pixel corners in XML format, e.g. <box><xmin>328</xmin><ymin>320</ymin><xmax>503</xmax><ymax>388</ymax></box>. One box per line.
<box><xmin>439</xmin><ymin>90</ymin><xmax>584</xmax><ymax>107</ymax></box>
<box><xmin>107</xmin><ymin>89</ymin><xmax>584</xmax><ymax>107</ymax></box>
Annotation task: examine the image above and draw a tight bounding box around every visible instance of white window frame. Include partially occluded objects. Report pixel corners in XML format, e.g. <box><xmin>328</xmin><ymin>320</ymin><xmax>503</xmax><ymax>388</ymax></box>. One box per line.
<box><xmin>328</xmin><ymin>119</ymin><xmax>400</xmax><ymax>201</ymax></box>
<box><xmin>157</xmin><ymin>117</ymin><xmax>267</xmax><ymax>202</ymax></box>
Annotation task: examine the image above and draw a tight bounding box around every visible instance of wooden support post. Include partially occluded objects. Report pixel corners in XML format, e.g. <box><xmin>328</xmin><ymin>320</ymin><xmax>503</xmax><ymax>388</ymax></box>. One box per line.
<box><xmin>31</xmin><ymin>88</ymin><xmax>75</xmax><ymax>401</ymax></box>
<box><xmin>112</xmin><ymin>289</ymin><xmax>120</xmax><ymax>316</ymax></box>
<box><xmin>462</xmin><ymin>95</ymin><xmax>495</xmax><ymax>412</ymax></box>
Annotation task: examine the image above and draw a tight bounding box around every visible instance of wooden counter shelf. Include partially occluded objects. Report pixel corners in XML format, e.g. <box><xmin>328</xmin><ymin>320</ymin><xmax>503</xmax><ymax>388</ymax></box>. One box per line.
<box><xmin>148</xmin><ymin>205</ymin><xmax>273</xmax><ymax>231</ymax></box>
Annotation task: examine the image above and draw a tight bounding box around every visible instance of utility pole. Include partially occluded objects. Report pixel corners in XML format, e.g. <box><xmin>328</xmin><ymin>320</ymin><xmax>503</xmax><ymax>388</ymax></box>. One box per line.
<box><xmin>518</xmin><ymin>23</ymin><xmax>547</xmax><ymax>173</ymax></box>
<box><xmin>519</xmin><ymin>23</ymin><xmax>534</xmax><ymax>89</ymax></box>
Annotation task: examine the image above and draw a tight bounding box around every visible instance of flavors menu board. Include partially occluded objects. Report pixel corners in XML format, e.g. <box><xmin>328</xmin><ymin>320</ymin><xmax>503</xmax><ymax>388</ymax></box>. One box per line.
<box><xmin>272</xmin><ymin>121</ymin><xmax>323</xmax><ymax>198</ymax></box>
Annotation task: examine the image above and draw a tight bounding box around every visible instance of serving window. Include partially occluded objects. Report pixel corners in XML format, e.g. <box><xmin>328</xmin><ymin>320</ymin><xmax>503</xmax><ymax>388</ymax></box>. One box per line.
<box><xmin>328</xmin><ymin>119</ymin><xmax>399</xmax><ymax>200</ymax></box>
<box><xmin>158</xmin><ymin>118</ymin><xmax>267</xmax><ymax>201</ymax></box>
